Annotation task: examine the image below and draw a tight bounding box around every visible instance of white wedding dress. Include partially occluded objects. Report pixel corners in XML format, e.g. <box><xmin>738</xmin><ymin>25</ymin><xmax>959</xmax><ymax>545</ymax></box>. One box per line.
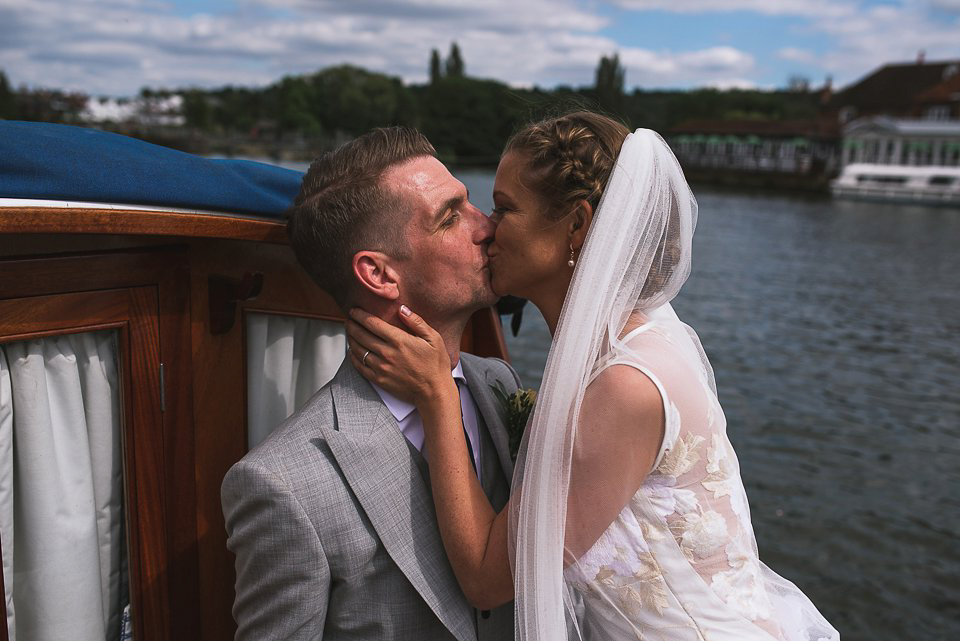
<box><xmin>563</xmin><ymin>321</ymin><xmax>837</xmax><ymax>641</ymax></box>
<box><xmin>508</xmin><ymin>129</ymin><xmax>838</xmax><ymax>641</ymax></box>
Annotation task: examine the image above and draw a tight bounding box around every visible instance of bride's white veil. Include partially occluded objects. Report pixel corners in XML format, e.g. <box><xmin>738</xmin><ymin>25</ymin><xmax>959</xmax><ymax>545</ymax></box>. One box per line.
<box><xmin>507</xmin><ymin>128</ymin><xmax>706</xmax><ymax>639</ymax></box>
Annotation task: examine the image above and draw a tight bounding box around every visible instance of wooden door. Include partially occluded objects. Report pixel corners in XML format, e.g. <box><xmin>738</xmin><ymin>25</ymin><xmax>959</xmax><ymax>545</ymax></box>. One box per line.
<box><xmin>0</xmin><ymin>250</ymin><xmax>195</xmax><ymax>641</ymax></box>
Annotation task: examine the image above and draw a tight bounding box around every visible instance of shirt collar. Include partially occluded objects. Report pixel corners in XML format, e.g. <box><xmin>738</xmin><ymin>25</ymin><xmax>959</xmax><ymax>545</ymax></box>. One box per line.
<box><xmin>371</xmin><ymin>359</ymin><xmax>465</xmax><ymax>423</ymax></box>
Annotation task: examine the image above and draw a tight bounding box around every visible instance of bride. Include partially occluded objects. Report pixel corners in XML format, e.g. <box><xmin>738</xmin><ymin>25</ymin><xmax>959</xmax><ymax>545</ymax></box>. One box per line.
<box><xmin>346</xmin><ymin>112</ymin><xmax>839</xmax><ymax>641</ymax></box>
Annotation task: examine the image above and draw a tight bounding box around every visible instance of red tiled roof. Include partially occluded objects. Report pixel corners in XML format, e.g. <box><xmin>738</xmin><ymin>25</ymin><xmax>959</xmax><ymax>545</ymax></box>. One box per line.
<box><xmin>830</xmin><ymin>60</ymin><xmax>960</xmax><ymax>113</ymax></box>
<box><xmin>915</xmin><ymin>71</ymin><xmax>960</xmax><ymax>104</ymax></box>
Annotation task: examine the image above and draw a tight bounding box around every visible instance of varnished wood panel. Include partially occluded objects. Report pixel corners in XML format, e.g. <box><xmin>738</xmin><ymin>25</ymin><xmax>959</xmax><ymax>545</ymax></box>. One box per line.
<box><xmin>189</xmin><ymin>239</ymin><xmax>343</xmax><ymax>641</ymax></box>
<box><xmin>0</xmin><ymin>248</ymin><xmax>185</xmax><ymax>300</ymax></box>
<box><xmin>157</xmin><ymin>261</ymin><xmax>200</xmax><ymax>640</ymax></box>
<box><xmin>120</xmin><ymin>286</ymin><xmax>170</xmax><ymax>641</ymax></box>
<box><xmin>0</xmin><ymin>207</ymin><xmax>287</xmax><ymax>244</ymax></box>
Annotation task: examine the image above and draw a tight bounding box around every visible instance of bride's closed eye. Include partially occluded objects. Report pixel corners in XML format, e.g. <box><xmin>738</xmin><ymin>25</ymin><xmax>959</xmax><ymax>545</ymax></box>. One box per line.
<box><xmin>491</xmin><ymin>206</ymin><xmax>509</xmax><ymax>222</ymax></box>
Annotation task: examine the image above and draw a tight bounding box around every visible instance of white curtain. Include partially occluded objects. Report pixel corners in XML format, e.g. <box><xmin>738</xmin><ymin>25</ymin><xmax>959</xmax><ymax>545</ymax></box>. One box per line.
<box><xmin>246</xmin><ymin>314</ymin><xmax>346</xmax><ymax>450</ymax></box>
<box><xmin>0</xmin><ymin>331</ymin><xmax>127</xmax><ymax>641</ymax></box>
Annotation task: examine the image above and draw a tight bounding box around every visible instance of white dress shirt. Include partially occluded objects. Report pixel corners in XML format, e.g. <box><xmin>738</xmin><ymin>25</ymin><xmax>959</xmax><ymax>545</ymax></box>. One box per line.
<box><xmin>370</xmin><ymin>360</ymin><xmax>482</xmax><ymax>480</ymax></box>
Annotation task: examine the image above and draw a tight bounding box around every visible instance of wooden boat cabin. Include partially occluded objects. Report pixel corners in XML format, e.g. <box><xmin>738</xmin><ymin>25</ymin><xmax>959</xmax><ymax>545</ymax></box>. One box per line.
<box><xmin>0</xmin><ymin>122</ymin><xmax>508</xmax><ymax>641</ymax></box>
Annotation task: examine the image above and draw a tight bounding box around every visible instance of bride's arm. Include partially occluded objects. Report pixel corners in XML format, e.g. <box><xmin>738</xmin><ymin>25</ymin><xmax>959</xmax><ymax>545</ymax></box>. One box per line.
<box><xmin>416</xmin><ymin>378</ymin><xmax>514</xmax><ymax>609</ymax></box>
<box><xmin>346</xmin><ymin>307</ymin><xmax>514</xmax><ymax>609</ymax></box>
<box><xmin>564</xmin><ymin>364</ymin><xmax>665</xmax><ymax>560</ymax></box>
<box><xmin>347</xmin><ymin>309</ymin><xmax>665</xmax><ymax>606</ymax></box>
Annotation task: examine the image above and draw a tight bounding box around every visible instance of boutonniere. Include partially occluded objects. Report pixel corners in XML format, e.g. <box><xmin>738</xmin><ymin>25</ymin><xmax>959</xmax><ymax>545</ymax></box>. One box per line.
<box><xmin>491</xmin><ymin>381</ymin><xmax>537</xmax><ymax>461</ymax></box>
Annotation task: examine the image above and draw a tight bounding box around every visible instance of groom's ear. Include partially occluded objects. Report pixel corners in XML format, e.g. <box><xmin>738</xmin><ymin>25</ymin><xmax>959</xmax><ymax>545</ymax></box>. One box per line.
<box><xmin>352</xmin><ymin>251</ymin><xmax>401</xmax><ymax>301</ymax></box>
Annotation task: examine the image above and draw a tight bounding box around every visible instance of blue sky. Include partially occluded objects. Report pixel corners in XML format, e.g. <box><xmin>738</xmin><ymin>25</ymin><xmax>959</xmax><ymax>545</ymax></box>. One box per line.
<box><xmin>1</xmin><ymin>0</ymin><xmax>958</xmax><ymax>97</ymax></box>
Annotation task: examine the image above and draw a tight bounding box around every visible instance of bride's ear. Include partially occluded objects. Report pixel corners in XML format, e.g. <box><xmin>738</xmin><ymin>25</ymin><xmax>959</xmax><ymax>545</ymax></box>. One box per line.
<box><xmin>352</xmin><ymin>251</ymin><xmax>401</xmax><ymax>301</ymax></box>
<box><xmin>568</xmin><ymin>199</ymin><xmax>594</xmax><ymax>250</ymax></box>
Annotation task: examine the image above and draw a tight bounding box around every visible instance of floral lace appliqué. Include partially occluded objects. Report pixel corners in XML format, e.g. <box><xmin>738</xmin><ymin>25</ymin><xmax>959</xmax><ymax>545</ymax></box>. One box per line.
<box><xmin>653</xmin><ymin>433</ymin><xmax>704</xmax><ymax>479</ymax></box>
<box><xmin>710</xmin><ymin>538</ymin><xmax>773</xmax><ymax>621</ymax></box>
<box><xmin>701</xmin><ymin>434</ymin><xmax>750</xmax><ymax>521</ymax></box>
<box><xmin>677</xmin><ymin>509</ymin><xmax>728</xmax><ymax>560</ymax></box>
<box><xmin>594</xmin><ymin>547</ymin><xmax>670</xmax><ymax>616</ymax></box>
<box><xmin>568</xmin><ymin>506</ymin><xmax>671</xmax><ymax>619</ymax></box>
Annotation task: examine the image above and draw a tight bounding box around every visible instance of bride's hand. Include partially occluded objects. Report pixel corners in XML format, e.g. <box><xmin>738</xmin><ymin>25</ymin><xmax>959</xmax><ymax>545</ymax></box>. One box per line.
<box><xmin>346</xmin><ymin>305</ymin><xmax>452</xmax><ymax>405</ymax></box>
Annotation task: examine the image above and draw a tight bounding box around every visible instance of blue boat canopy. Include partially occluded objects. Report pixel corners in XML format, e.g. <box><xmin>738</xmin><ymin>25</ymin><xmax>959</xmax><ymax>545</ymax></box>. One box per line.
<box><xmin>0</xmin><ymin>121</ymin><xmax>305</xmax><ymax>218</ymax></box>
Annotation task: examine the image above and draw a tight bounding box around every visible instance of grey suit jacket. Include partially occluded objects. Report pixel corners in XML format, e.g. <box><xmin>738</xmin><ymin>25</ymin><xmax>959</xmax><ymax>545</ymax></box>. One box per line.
<box><xmin>222</xmin><ymin>353</ymin><xmax>520</xmax><ymax>641</ymax></box>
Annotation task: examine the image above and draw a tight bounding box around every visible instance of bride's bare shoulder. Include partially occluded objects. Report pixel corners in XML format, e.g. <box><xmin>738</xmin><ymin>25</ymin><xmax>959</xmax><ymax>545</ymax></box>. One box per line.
<box><xmin>582</xmin><ymin>364</ymin><xmax>664</xmax><ymax>429</ymax></box>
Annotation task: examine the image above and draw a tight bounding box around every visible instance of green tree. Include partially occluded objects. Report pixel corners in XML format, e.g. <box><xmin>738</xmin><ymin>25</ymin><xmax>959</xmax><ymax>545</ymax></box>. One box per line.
<box><xmin>419</xmin><ymin>76</ymin><xmax>527</xmax><ymax>163</ymax></box>
<box><xmin>430</xmin><ymin>48</ymin><xmax>443</xmax><ymax>84</ymax></box>
<box><xmin>0</xmin><ymin>70</ymin><xmax>15</xmax><ymax>119</ymax></box>
<box><xmin>311</xmin><ymin>65</ymin><xmax>417</xmax><ymax>136</ymax></box>
<box><xmin>445</xmin><ymin>42</ymin><xmax>465</xmax><ymax>78</ymax></box>
<box><xmin>276</xmin><ymin>75</ymin><xmax>321</xmax><ymax>134</ymax></box>
<box><xmin>594</xmin><ymin>53</ymin><xmax>625</xmax><ymax>114</ymax></box>
<box><xmin>181</xmin><ymin>89</ymin><xmax>212</xmax><ymax>130</ymax></box>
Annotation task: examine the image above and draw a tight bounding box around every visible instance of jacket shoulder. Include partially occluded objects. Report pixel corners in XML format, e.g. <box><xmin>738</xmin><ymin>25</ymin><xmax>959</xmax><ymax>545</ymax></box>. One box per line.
<box><xmin>228</xmin><ymin>382</ymin><xmax>336</xmax><ymax>476</ymax></box>
<box><xmin>461</xmin><ymin>352</ymin><xmax>522</xmax><ymax>390</ymax></box>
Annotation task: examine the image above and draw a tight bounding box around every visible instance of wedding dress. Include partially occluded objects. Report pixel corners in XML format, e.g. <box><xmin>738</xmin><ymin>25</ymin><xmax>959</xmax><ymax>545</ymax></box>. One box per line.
<box><xmin>508</xmin><ymin>130</ymin><xmax>838</xmax><ymax>641</ymax></box>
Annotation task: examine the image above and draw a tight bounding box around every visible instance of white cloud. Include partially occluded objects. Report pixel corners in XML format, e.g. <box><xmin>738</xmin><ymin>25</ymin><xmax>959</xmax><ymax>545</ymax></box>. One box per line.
<box><xmin>611</xmin><ymin>0</ymin><xmax>960</xmax><ymax>88</ymax></box>
<box><xmin>1</xmin><ymin>0</ymin><xmax>956</xmax><ymax>96</ymax></box>
<box><xmin>610</xmin><ymin>0</ymin><xmax>852</xmax><ymax>17</ymax></box>
<box><xmin>929</xmin><ymin>0</ymin><xmax>960</xmax><ymax>12</ymax></box>
<box><xmin>809</xmin><ymin>3</ymin><xmax>960</xmax><ymax>85</ymax></box>
<box><xmin>777</xmin><ymin>47</ymin><xmax>816</xmax><ymax>63</ymax></box>
<box><xmin>0</xmin><ymin>0</ymin><xmax>762</xmax><ymax>95</ymax></box>
<box><xmin>705</xmin><ymin>77</ymin><xmax>758</xmax><ymax>90</ymax></box>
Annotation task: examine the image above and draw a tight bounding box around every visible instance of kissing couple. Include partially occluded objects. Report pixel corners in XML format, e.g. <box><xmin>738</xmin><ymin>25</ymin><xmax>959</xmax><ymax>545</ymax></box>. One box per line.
<box><xmin>222</xmin><ymin>112</ymin><xmax>839</xmax><ymax>641</ymax></box>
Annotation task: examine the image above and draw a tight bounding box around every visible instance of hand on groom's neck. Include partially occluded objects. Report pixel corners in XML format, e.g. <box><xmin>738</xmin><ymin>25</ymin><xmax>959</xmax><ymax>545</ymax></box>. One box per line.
<box><xmin>352</xmin><ymin>295</ymin><xmax>466</xmax><ymax>368</ymax></box>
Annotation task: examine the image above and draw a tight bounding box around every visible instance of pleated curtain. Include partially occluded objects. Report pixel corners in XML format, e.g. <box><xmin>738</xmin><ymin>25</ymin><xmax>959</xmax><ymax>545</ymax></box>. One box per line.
<box><xmin>0</xmin><ymin>330</ymin><xmax>127</xmax><ymax>641</ymax></box>
<box><xmin>246</xmin><ymin>314</ymin><xmax>346</xmax><ymax>450</ymax></box>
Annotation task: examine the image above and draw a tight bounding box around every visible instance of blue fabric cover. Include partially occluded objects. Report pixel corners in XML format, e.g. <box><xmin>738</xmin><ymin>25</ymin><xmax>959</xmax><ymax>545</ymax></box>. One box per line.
<box><xmin>0</xmin><ymin>121</ymin><xmax>304</xmax><ymax>217</ymax></box>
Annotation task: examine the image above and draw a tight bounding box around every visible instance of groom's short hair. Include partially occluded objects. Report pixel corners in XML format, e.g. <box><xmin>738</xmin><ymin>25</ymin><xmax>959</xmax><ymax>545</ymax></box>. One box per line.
<box><xmin>287</xmin><ymin>127</ymin><xmax>436</xmax><ymax>309</ymax></box>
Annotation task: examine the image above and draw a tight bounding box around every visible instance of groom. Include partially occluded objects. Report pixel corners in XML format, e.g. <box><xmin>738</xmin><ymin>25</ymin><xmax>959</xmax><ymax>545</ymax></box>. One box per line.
<box><xmin>221</xmin><ymin>127</ymin><xmax>518</xmax><ymax>640</ymax></box>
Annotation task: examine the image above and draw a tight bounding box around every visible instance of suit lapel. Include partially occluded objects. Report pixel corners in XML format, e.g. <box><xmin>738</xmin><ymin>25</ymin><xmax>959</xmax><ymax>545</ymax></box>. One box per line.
<box><xmin>460</xmin><ymin>355</ymin><xmax>514</xmax><ymax>483</ymax></box>
<box><xmin>322</xmin><ymin>362</ymin><xmax>475</xmax><ymax>641</ymax></box>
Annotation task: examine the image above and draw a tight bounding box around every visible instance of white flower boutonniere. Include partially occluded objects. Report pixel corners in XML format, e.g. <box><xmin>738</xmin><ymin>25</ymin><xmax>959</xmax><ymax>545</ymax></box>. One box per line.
<box><xmin>491</xmin><ymin>381</ymin><xmax>537</xmax><ymax>461</ymax></box>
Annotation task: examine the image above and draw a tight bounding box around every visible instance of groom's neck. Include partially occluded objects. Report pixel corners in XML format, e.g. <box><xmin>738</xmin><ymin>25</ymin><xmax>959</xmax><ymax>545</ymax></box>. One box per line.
<box><xmin>373</xmin><ymin>304</ymin><xmax>465</xmax><ymax>368</ymax></box>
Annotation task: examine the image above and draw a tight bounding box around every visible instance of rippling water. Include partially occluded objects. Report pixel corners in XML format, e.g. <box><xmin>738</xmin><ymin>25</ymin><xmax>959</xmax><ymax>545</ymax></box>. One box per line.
<box><xmin>458</xmin><ymin>168</ymin><xmax>960</xmax><ymax>641</ymax></box>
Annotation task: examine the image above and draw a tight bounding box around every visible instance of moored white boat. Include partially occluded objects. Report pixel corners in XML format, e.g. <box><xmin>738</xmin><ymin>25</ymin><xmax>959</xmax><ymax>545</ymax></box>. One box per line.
<box><xmin>831</xmin><ymin>163</ymin><xmax>960</xmax><ymax>205</ymax></box>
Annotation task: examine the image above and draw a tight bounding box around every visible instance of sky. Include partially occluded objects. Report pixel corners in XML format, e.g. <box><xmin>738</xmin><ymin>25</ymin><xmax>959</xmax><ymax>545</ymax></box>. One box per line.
<box><xmin>1</xmin><ymin>0</ymin><xmax>959</xmax><ymax>97</ymax></box>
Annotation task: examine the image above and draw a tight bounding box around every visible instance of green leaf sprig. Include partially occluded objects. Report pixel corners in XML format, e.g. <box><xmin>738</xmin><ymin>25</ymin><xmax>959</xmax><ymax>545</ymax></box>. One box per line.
<box><xmin>491</xmin><ymin>381</ymin><xmax>537</xmax><ymax>461</ymax></box>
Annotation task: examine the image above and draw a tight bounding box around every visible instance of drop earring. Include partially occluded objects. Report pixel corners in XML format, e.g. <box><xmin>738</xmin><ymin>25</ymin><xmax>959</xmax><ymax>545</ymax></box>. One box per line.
<box><xmin>567</xmin><ymin>244</ymin><xmax>576</xmax><ymax>267</ymax></box>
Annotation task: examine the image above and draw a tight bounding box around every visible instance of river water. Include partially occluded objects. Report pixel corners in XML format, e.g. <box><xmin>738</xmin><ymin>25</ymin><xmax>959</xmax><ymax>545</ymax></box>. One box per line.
<box><xmin>457</xmin><ymin>169</ymin><xmax>960</xmax><ymax>641</ymax></box>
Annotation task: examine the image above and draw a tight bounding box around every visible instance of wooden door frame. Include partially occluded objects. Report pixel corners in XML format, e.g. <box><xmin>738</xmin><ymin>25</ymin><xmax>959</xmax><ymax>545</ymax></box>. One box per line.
<box><xmin>0</xmin><ymin>248</ymin><xmax>196</xmax><ymax>640</ymax></box>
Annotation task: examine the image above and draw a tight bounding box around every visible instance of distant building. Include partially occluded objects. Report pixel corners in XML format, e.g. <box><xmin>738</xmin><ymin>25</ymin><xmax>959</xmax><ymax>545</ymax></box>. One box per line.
<box><xmin>668</xmin><ymin>118</ymin><xmax>840</xmax><ymax>190</ymax></box>
<box><xmin>670</xmin><ymin>58</ymin><xmax>960</xmax><ymax>192</ymax></box>
<box><xmin>831</xmin><ymin>90</ymin><xmax>960</xmax><ymax>204</ymax></box>
<box><xmin>827</xmin><ymin>58</ymin><xmax>960</xmax><ymax>124</ymax></box>
<box><xmin>81</xmin><ymin>94</ymin><xmax>185</xmax><ymax>127</ymax></box>
<box><xmin>913</xmin><ymin>70</ymin><xmax>960</xmax><ymax>121</ymax></box>
<box><xmin>841</xmin><ymin>117</ymin><xmax>960</xmax><ymax>167</ymax></box>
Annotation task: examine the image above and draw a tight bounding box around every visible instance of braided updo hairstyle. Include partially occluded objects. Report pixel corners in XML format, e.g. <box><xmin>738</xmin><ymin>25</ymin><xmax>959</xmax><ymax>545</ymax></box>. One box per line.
<box><xmin>505</xmin><ymin>111</ymin><xmax>684</xmax><ymax>302</ymax></box>
<box><xmin>504</xmin><ymin>111</ymin><xmax>630</xmax><ymax>222</ymax></box>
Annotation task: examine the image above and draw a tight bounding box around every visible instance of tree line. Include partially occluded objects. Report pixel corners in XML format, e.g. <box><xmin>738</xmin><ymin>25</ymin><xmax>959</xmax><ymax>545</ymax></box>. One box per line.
<box><xmin>0</xmin><ymin>44</ymin><xmax>822</xmax><ymax>164</ymax></box>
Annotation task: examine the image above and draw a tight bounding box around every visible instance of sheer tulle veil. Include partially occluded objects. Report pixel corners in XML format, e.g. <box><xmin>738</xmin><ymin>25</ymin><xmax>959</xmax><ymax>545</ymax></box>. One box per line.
<box><xmin>506</xmin><ymin>128</ymin><xmax>839</xmax><ymax>641</ymax></box>
<box><xmin>507</xmin><ymin>128</ymin><xmax>708</xmax><ymax>639</ymax></box>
